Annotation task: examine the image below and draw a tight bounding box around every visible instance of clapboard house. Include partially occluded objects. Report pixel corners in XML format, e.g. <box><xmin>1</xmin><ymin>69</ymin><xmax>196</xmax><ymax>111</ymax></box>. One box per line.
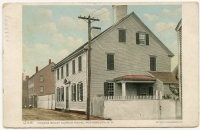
<box><xmin>54</xmin><ymin>5</ymin><xmax>174</xmax><ymax>112</ymax></box>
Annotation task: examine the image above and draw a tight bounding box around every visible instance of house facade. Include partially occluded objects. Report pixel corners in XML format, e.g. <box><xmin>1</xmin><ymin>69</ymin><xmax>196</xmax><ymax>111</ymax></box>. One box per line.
<box><xmin>54</xmin><ymin>5</ymin><xmax>174</xmax><ymax>112</ymax></box>
<box><xmin>28</xmin><ymin>59</ymin><xmax>55</xmax><ymax>107</ymax></box>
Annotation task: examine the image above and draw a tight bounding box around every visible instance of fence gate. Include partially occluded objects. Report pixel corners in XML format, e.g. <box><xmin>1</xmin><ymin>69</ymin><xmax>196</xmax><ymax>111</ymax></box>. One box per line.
<box><xmin>91</xmin><ymin>97</ymin><xmax>104</xmax><ymax>118</ymax></box>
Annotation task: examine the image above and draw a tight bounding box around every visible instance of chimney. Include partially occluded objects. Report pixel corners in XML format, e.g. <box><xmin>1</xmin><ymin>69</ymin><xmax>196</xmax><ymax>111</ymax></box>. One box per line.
<box><xmin>25</xmin><ymin>75</ymin><xmax>29</xmax><ymax>80</ymax></box>
<box><xmin>49</xmin><ymin>59</ymin><xmax>51</xmax><ymax>64</ymax></box>
<box><xmin>113</xmin><ymin>5</ymin><xmax>127</xmax><ymax>24</ymax></box>
<box><xmin>91</xmin><ymin>27</ymin><xmax>101</xmax><ymax>39</ymax></box>
<box><xmin>36</xmin><ymin>66</ymin><xmax>38</xmax><ymax>73</ymax></box>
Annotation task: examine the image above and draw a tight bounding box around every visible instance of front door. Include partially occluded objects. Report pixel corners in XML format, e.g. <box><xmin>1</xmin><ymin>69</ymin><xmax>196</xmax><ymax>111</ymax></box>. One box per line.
<box><xmin>66</xmin><ymin>87</ymin><xmax>69</xmax><ymax>108</ymax></box>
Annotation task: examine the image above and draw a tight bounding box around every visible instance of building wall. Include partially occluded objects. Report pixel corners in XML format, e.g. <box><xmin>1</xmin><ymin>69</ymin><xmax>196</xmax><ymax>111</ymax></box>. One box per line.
<box><xmin>28</xmin><ymin>76</ymin><xmax>34</xmax><ymax>106</ymax></box>
<box><xmin>34</xmin><ymin>62</ymin><xmax>55</xmax><ymax>96</ymax></box>
<box><xmin>90</xmin><ymin>16</ymin><xmax>171</xmax><ymax>98</ymax></box>
<box><xmin>55</xmin><ymin>53</ymin><xmax>87</xmax><ymax>112</ymax></box>
<box><xmin>22</xmin><ymin>80</ymin><xmax>29</xmax><ymax>108</ymax></box>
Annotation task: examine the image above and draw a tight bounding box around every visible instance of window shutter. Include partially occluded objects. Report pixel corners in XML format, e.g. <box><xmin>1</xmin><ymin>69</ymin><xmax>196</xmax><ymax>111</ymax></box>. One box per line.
<box><xmin>146</xmin><ymin>34</ymin><xmax>149</xmax><ymax>45</ymax></box>
<box><xmin>107</xmin><ymin>55</ymin><xmax>110</xmax><ymax>70</ymax></box>
<box><xmin>71</xmin><ymin>85</ymin><xmax>73</xmax><ymax>101</ymax></box>
<box><xmin>74</xmin><ymin>84</ymin><xmax>76</xmax><ymax>101</ymax></box>
<box><xmin>79</xmin><ymin>56</ymin><xmax>82</xmax><ymax>71</ymax></box>
<box><xmin>77</xmin><ymin>84</ymin><xmax>80</xmax><ymax>101</ymax></box>
<box><xmin>80</xmin><ymin>83</ymin><xmax>83</xmax><ymax>101</ymax></box>
<box><xmin>104</xmin><ymin>82</ymin><xmax>108</xmax><ymax>96</ymax></box>
<box><xmin>136</xmin><ymin>33</ymin><xmax>139</xmax><ymax>44</ymax></box>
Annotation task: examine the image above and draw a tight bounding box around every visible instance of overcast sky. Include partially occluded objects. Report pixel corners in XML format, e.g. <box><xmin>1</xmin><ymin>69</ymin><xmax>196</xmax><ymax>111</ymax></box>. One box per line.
<box><xmin>22</xmin><ymin>4</ymin><xmax>182</xmax><ymax>77</ymax></box>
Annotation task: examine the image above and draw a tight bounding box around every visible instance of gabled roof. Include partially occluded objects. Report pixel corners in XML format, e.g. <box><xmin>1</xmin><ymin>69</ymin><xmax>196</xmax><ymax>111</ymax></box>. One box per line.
<box><xmin>148</xmin><ymin>72</ymin><xmax>178</xmax><ymax>84</ymax></box>
<box><xmin>114</xmin><ymin>75</ymin><xmax>156</xmax><ymax>81</ymax></box>
<box><xmin>29</xmin><ymin>62</ymin><xmax>55</xmax><ymax>79</ymax></box>
<box><xmin>54</xmin><ymin>11</ymin><xmax>174</xmax><ymax>69</ymax></box>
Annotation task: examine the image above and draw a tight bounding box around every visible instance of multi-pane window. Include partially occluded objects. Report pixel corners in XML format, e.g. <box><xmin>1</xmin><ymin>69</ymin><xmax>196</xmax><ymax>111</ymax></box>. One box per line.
<box><xmin>72</xmin><ymin>60</ymin><xmax>75</xmax><ymax>74</ymax></box>
<box><xmin>136</xmin><ymin>32</ymin><xmax>149</xmax><ymax>45</ymax></box>
<box><xmin>119</xmin><ymin>29</ymin><xmax>126</xmax><ymax>42</ymax></box>
<box><xmin>66</xmin><ymin>63</ymin><xmax>69</xmax><ymax>76</ymax></box>
<box><xmin>139</xmin><ymin>33</ymin><xmax>146</xmax><ymax>44</ymax></box>
<box><xmin>61</xmin><ymin>87</ymin><xmax>64</xmax><ymax>101</ymax></box>
<box><xmin>77</xmin><ymin>83</ymin><xmax>83</xmax><ymax>101</ymax></box>
<box><xmin>108</xmin><ymin>83</ymin><xmax>114</xmax><ymax>96</ymax></box>
<box><xmin>107</xmin><ymin>54</ymin><xmax>114</xmax><ymax>70</ymax></box>
<box><xmin>150</xmin><ymin>57</ymin><xmax>156</xmax><ymax>71</ymax></box>
<box><xmin>39</xmin><ymin>76</ymin><xmax>44</xmax><ymax>82</ymax></box>
<box><xmin>104</xmin><ymin>82</ymin><xmax>114</xmax><ymax>96</ymax></box>
<box><xmin>57</xmin><ymin>87</ymin><xmax>60</xmax><ymax>101</ymax></box>
<box><xmin>57</xmin><ymin>69</ymin><xmax>59</xmax><ymax>80</ymax></box>
<box><xmin>61</xmin><ymin>66</ymin><xmax>63</xmax><ymax>79</ymax></box>
<box><xmin>71</xmin><ymin>84</ymin><xmax>76</xmax><ymax>101</ymax></box>
<box><xmin>40</xmin><ymin>86</ymin><xmax>44</xmax><ymax>92</ymax></box>
<box><xmin>78</xmin><ymin>56</ymin><xmax>82</xmax><ymax>72</ymax></box>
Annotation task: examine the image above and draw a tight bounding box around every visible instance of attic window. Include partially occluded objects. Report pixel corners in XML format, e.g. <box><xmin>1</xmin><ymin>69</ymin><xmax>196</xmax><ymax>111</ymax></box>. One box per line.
<box><xmin>119</xmin><ymin>29</ymin><xmax>126</xmax><ymax>42</ymax></box>
<box><xmin>136</xmin><ymin>32</ymin><xmax>149</xmax><ymax>45</ymax></box>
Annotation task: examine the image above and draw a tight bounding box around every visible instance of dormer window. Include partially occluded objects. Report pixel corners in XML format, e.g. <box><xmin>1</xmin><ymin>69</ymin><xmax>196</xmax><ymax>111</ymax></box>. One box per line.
<box><xmin>136</xmin><ymin>32</ymin><xmax>149</xmax><ymax>45</ymax></box>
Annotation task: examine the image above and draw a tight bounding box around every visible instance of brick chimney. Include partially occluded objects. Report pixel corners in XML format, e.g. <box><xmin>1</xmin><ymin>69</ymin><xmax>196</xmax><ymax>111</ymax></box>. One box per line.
<box><xmin>91</xmin><ymin>27</ymin><xmax>101</xmax><ymax>39</ymax></box>
<box><xmin>49</xmin><ymin>59</ymin><xmax>51</xmax><ymax>65</ymax></box>
<box><xmin>113</xmin><ymin>5</ymin><xmax>127</xmax><ymax>24</ymax></box>
<box><xmin>36</xmin><ymin>66</ymin><xmax>38</xmax><ymax>73</ymax></box>
<box><xmin>25</xmin><ymin>75</ymin><xmax>29</xmax><ymax>80</ymax></box>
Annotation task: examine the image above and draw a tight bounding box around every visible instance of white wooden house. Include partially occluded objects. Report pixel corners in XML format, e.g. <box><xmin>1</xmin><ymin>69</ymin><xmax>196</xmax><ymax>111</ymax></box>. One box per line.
<box><xmin>54</xmin><ymin>5</ymin><xmax>175</xmax><ymax>112</ymax></box>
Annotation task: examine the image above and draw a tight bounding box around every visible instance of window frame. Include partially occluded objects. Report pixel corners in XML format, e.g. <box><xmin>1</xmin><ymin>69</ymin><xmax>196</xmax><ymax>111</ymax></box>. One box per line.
<box><xmin>107</xmin><ymin>82</ymin><xmax>114</xmax><ymax>96</ymax></box>
<box><xmin>40</xmin><ymin>86</ymin><xmax>44</xmax><ymax>93</ymax></box>
<box><xmin>72</xmin><ymin>60</ymin><xmax>75</xmax><ymax>74</ymax></box>
<box><xmin>71</xmin><ymin>84</ymin><xmax>76</xmax><ymax>101</ymax></box>
<box><xmin>139</xmin><ymin>32</ymin><xmax>146</xmax><ymax>45</ymax></box>
<box><xmin>136</xmin><ymin>32</ymin><xmax>149</xmax><ymax>45</ymax></box>
<box><xmin>57</xmin><ymin>87</ymin><xmax>60</xmax><ymax>102</ymax></box>
<box><xmin>118</xmin><ymin>29</ymin><xmax>126</xmax><ymax>43</ymax></box>
<box><xmin>57</xmin><ymin>69</ymin><xmax>59</xmax><ymax>80</ymax></box>
<box><xmin>66</xmin><ymin>63</ymin><xmax>69</xmax><ymax>77</ymax></box>
<box><xmin>61</xmin><ymin>66</ymin><xmax>63</xmax><ymax>79</ymax></box>
<box><xmin>60</xmin><ymin>86</ymin><xmax>64</xmax><ymax>102</ymax></box>
<box><xmin>107</xmin><ymin>53</ymin><xmax>115</xmax><ymax>70</ymax></box>
<box><xmin>78</xmin><ymin>56</ymin><xmax>82</xmax><ymax>72</ymax></box>
<box><xmin>39</xmin><ymin>76</ymin><xmax>44</xmax><ymax>82</ymax></box>
<box><xmin>77</xmin><ymin>82</ymin><xmax>83</xmax><ymax>102</ymax></box>
<box><xmin>150</xmin><ymin>56</ymin><xmax>157</xmax><ymax>71</ymax></box>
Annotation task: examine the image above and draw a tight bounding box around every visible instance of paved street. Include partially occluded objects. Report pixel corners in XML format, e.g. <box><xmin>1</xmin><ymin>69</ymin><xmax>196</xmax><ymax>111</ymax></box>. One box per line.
<box><xmin>22</xmin><ymin>108</ymin><xmax>105</xmax><ymax>120</ymax></box>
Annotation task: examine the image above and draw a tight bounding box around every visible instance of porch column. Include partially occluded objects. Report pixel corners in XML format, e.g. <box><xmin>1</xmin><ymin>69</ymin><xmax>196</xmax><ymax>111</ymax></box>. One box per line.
<box><xmin>122</xmin><ymin>82</ymin><xmax>126</xmax><ymax>99</ymax></box>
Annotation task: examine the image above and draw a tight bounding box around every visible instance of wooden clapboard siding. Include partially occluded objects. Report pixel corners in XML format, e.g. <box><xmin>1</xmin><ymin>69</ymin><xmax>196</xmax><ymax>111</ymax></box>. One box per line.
<box><xmin>90</xmin><ymin>16</ymin><xmax>171</xmax><ymax>98</ymax></box>
<box><xmin>55</xmin><ymin>53</ymin><xmax>87</xmax><ymax>111</ymax></box>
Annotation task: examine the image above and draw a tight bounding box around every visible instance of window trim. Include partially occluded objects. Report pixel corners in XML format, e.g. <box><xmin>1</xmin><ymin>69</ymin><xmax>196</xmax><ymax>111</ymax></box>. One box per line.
<box><xmin>39</xmin><ymin>76</ymin><xmax>44</xmax><ymax>82</ymax></box>
<box><xmin>118</xmin><ymin>29</ymin><xmax>126</xmax><ymax>43</ymax></box>
<box><xmin>77</xmin><ymin>82</ymin><xmax>83</xmax><ymax>102</ymax></box>
<box><xmin>136</xmin><ymin>31</ymin><xmax>149</xmax><ymax>45</ymax></box>
<box><xmin>71</xmin><ymin>84</ymin><xmax>76</xmax><ymax>102</ymax></box>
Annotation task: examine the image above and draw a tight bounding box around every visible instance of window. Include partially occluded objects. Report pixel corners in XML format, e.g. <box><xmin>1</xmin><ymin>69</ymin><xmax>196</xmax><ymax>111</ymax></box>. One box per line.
<box><xmin>150</xmin><ymin>57</ymin><xmax>156</xmax><ymax>71</ymax></box>
<box><xmin>77</xmin><ymin>83</ymin><xmax>83</xmax><ymax>101</ymax></box>
<box><xmin>119</xmin><ymin>29</ymin><xmax>126</xmax><ymax>42</ymax></box>
<box><xmin>61</xmin><ymin>66</ymin><xmax>63</xmax><ymax>79</ymax></box>
<box><xmin>71</xmin><ymin>84</ymin><xmax>76</xmax><ymax>101</ymax></box>
<box><xmin>39</xmin><ymin>76</ymin><xmax>44</xmax><ymax>82</ymax></box>
<box><xmin>78</xmin><ymin>56</ymin><xmax>82</xmax><ymax>72</ymax></box>
<box><xmin>136</xmin><ymin>32</ymin><xmax>149</xmax><ymax>45</ymax></box>
<box><xmin>107</xmin><ymin>54</ymin><xmax>114</xmax><ymax>70</ymax></box>
<box><xmin>72</xmin><ymin>60</ymin><xmax>75</xmax><ymax>74</ymax></box>
<box><xmin>40</xmin><ymin>86</ymin><xmax>44</xmax><ymax>92</ymax></box>
<box><xmin>104</xmin><ymin>82</ymin><xmax>114</xmax><ymax>96</ymax></box>
<box><xmin>57</xmin><ymin>69</ymin><xmax>59</xmax><ymax>80</ymax></box>
<box><xmin>57</xmin><ymin>87</ymin><xmax>60</xmax><ymax>101</ymax></box>
<box><xmin>61</xmin><ymin>87</ymin><xmax>64</xmax><ymax>101</ymax></box>
<box><xmin>66</xmin><ymin>63</ymin><xmax>69</xmax><ymax>76</ymax></box>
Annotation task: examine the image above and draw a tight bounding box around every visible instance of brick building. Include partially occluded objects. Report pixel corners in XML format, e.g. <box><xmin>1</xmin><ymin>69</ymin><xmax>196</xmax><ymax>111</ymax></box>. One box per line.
<box><xmin>28</xmin><ymin>59</ymin><xmax>55</xmax><ymax>107</ymax></box>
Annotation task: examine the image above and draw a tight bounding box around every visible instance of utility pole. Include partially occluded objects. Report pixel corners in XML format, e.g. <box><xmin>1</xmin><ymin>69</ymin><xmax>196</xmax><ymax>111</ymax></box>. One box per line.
<box><xmin>78</xmin><ymin>15</ymin><xmax>99</xmax><ymax>120</ymax></box>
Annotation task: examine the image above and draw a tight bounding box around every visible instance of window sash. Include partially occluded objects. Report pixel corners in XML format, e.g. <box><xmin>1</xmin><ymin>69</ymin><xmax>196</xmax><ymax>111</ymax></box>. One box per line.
<box><xmin>66</xmin><ymin>64</ymin><xmax>69</xmax><ymax>76</ymax></box>
<box><xmin>72</xmin><ymin>60</ymin><xmax>75</xmax><ymax>74</ymax></box>
<box><xmin>119</xmin><ymin>30</ymin><xmax>126</xmax><ymax>42</ymax></box>
<box><xmin>107</xmin><ymin>54</ymin><xmax>114</xmax><ymax>70</ymax></box>
<box><xmin>78</xmin><ymin>56</ymin><xmax>82</xmax><ymax>71</ymax></box>
<box><xmin>150</xmin><ymin>57</ymin><xmax>156</xmax><ymax>71</ymax></box>
<box><xmin>39</xmin><ymin>76</ymin><xmax>43</xmax><ymax>82</ymax></box>
<box><xmin>40</xmin><ymin>86</ymin><xmax>43</xmax><ymax>92</ymax></box>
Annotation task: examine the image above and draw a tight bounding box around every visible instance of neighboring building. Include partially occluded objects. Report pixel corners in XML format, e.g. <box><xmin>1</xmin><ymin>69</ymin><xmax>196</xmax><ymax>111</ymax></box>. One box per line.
<box><xmin>22</xmin><ymin>75</ymin><xmax>29</xmax><ymax>109</ymax></box>
<box><xmin>54</xmin><ymin>5</ymin><xmax>174</xmax><ymax>112</ymax></box>
<box><xmin>28</xmin><ymin>59</ymin><xmax>55</xmax><ymax>107</ymax></box>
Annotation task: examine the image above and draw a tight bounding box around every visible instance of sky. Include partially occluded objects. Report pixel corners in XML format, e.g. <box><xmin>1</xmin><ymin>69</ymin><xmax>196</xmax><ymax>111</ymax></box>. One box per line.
<box><xmin>22</xmin><ymin>4</ymin><xmax>182</xmax><ymax>77</ymax></box>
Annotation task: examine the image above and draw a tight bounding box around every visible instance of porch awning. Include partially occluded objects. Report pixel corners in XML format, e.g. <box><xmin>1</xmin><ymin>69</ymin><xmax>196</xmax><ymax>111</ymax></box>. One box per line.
<box><xmin>114</xmin><ymin>75</ymin><xmax>156</xmax><ymax>82</ymax></box>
